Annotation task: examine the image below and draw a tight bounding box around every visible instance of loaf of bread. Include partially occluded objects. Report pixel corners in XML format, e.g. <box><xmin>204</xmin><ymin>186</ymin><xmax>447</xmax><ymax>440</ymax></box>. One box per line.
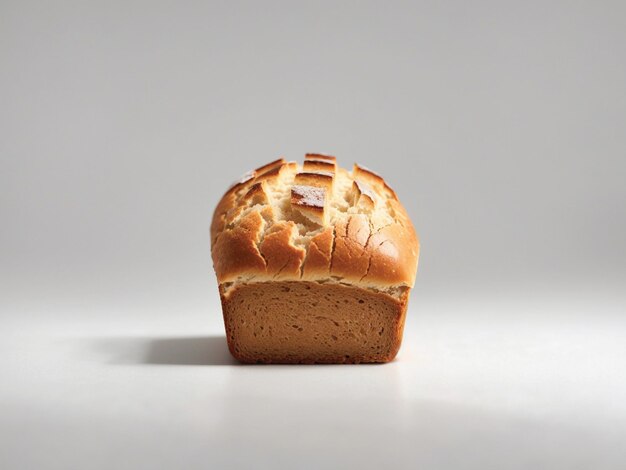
<box><xmin>211</xmin><ymin>154</ymin><xmax>419</xmax><ymax>363</ymax></box>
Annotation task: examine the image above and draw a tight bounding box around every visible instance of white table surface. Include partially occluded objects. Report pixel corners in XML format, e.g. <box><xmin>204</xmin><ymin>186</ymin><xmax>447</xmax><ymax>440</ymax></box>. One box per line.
<box><xmin>2</xmin><ymin>287</ymin><xmax>625</xmax><ymax>470</ymax></box>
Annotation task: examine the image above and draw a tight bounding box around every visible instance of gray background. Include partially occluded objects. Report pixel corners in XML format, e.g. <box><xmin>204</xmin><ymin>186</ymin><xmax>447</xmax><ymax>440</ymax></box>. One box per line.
<box><xmin>1</xmin><ymin>1</ymin><xmax>625</xmax><ymax>469</ymax></box>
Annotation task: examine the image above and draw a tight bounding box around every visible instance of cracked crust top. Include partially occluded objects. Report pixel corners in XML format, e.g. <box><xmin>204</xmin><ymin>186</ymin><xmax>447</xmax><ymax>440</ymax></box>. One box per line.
<box><xmin>211</xmin><ymin>154</ymin><xmax>419</xmax><ymax>294</ymax></box>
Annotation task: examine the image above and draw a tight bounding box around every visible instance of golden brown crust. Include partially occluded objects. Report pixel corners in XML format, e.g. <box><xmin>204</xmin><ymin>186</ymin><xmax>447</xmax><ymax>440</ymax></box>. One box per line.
<box><xmin>255</xmin><ymin>158</ymin><xmax>286</xmax><ymax>175</ymax></box>
<box><xmin>305</xmin><ymin>152</ymin><xmax>336</xmax><ymax>162</ymax></box>
<box><xmin>294</xmin><ymin>171</ymin><xmax>334</xmax><ymax>190</ymax></box>
<box><xmin>211</xmin><ymin>209</ymin><xmax>266</xmax><ymax>279</ymax></box>
<box><xmin>301</xmin><ymin>226</ymin><xmax>334</xmax><ymax>279</ymax></box>
<box><xmin>353</xmin><ymin>163</ymin><xmax>398</xmax><ymax>200</ymax></box>
<box><xmin>259</xmin><ymin>221</ymin><xmax>306</xmax><ymax>280</ymax></box>
<box><xmin>210</xmin><ymin>155</ymin><xmax>419</xmax><ymax>290</ymax></box>
<box><xmin>303</xmin><ymin>159</ymin><xmax>336</xmax><ymax>173</ymax></box>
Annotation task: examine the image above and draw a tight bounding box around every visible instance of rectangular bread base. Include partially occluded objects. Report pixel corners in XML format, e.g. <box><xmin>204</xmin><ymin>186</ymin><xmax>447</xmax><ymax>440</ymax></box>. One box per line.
<box><xmin>219</xmin><ymin>281</ymin><xmax>409</xmax><ymax>364</ymax></box>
